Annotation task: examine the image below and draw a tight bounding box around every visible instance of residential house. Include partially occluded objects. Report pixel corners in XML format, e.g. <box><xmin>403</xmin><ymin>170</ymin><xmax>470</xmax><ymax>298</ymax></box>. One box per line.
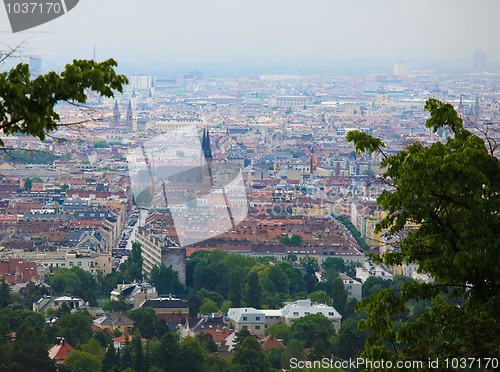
<box><xmin>33</xmin><ymin>295</ymin><xmax>85</xmax><ymax>313</ymax></box>
<box><xmin>281</xmin><ymin>299</ymin><xmax>342</xmax><ymax>331</ymax></box>
<box><xmin>93</xmin><ymin>313</ymin><xmax>135</xmax><ymax>337</ymax></box>
<box><xmin>48</xmin><ymin>338</ymin><xmax>75</xmax><ymax>364</ymax></box>
<box><xmin>111</xmin><ymin>282</ymin><xmax>158</xmax><ymax>308</ymax></box>
<box><xmin>138</xmin><ymin>297</ymin><xmax>189</xmax><ymax>321</ymax></box>
<box><xmin>339</xmin><ymin>273</ymin><xmax>362</xmax><ymax>301</ymax></box>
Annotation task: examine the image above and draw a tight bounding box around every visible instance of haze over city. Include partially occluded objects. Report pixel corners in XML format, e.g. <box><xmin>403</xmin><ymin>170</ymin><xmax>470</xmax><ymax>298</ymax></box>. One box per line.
<box><xmin>0</xmin><ymin>1</ymin><xmax>499</xmax><ymax>370</ymax></box>
<box><xmin>1</xmin><ymin>0</ymin><xmax>500</xmax><ymax>75</ymax></box>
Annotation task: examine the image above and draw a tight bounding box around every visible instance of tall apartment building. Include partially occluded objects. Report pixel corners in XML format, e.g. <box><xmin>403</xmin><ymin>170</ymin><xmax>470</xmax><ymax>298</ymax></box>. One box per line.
<box><xmin>135</xmin><ymin>226</ymin><xmax>186</xmax><ymax>285</ymax></box>
<box><xmin>129</xmin><ymin>75</ymin><xmax>153</xmax><ymax>90</ymax></box>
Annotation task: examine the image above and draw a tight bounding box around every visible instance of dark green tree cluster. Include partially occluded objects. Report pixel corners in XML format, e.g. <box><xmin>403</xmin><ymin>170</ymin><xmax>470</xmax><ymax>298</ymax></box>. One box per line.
<box><xmin>347</xmin><ymin>99</ymin><xmax>500</xmax><ymax>367</ymax></box>
<box><xmin>278</xmin><ymin>234</ymin><xmax>303</xmax><ymax>246</ymax></box>
<box><xmin>49</xmin><ymin>266</ymin><xmax>99</xmax><ymax>306</ymax></box>
<box><xmin>149</xmin><ymin>264</ymin><xmax>184</xmax><ymax>296</ymax></box>
<box><xmin>120</xmin><ymin>242</ymin><xmax>144</xmax><ymax>283</ymax></box>
<box><xmin>4</xmin><ymin>149</ymin><xmax>58</xmax><ymax>164</ymax></box>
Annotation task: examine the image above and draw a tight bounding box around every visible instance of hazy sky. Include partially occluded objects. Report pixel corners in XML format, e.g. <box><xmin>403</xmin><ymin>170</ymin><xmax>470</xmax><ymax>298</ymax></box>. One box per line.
<box><xmin>1</xmin><ymin>0</ymin><xmax>500</xmax><ymax>76</ymax></box>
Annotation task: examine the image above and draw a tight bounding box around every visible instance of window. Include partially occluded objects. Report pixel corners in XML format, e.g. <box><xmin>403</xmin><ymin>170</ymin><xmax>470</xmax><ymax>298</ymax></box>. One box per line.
<box><xmin>242</xmin><ymin>326</ymin><xmax>247</xmax><ymax>329</ymax></box>
<box><xmin>293</xmin><ymin>312</ymin><xmax>299</xmax><ymax>316</ymax></box>
<box><xmin>329</xmin><ymin>312</ymin><xmax>334</xmax><ymax>316</ymax></box>
<box><xmin>305</xmin><ymin>312</ymin><xmax>310</xmax><ymax>315</ymax></box>
<box><xmin>255</xmin><ymin>316</ymin><xmax>260</xmax><ymax>321</ymax></box>
<box><xmin>242</xmin><ymin>316</ymin><xmax>247</xmax><ymax>321</ymax></box>
<box><xmin>255</xmin><ymin>325</ymin><xmax>260</xmax><ymax>329</ymax></box>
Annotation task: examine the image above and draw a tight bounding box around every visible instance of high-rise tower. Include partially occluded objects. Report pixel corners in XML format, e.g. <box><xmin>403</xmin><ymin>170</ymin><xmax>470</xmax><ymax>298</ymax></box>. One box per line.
<box><xmin>201</xmin><ymin>128</ymin><xmax>213</xmax><ymax>183</ymax></box>
<box><xmin>113</xmin><ymin>100</ymin><xmax>120</xmax><ymax>125</ymax></box>
<box><xmin>127</xmin><ymin>100</ymin><xmax>133</xmax><ymax>128</ymax></box>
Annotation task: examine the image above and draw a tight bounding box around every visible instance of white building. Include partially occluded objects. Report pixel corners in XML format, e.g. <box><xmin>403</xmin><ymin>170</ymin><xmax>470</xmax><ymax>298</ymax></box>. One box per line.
<box><xmin>393</xmin><ymin>61</ymin><xmax>409</xmax><ymax>76</ymax></box>
<box><xmin>355</xmin><ymin>261</ymin><xmax>394</xmax><ymax>283</ymax></box>
<box><xmin>281</xmin><ymin>299</ymin><xmax>342</xmax><ymax>331</ymax></box>
<box><xmin>227</xmin><ymin>300</ymin><xmax>342</xmax><ymax>335</ymax></box>
<box><xmin>33</xmin><ymin>295</ymin><xmax>85</xmax><ymax>313</ymax></box>
<box><xmin>227</xmin><ymin>308</ymin><xmax>266</xmax><ymax>335</ymax></box>
<box><xmin>129</xmin><ymin>75</ymin><xmax>152</xmax><ymax>90</ymax></box>
<box><xmin>339</xmin><ymin>273</ymin><xmax>362</xmax><ymax>301</ymax></box>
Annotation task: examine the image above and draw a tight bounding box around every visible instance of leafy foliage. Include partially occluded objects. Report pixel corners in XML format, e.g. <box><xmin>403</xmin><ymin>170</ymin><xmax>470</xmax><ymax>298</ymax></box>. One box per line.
<box><xmin>349</xmin><ymin>99</ymin><xmax>500</xmax><ymax>363</ymax></box>
<box><xmin>149</xmin><ymin>264</ymin><xmax>184</xmax><ymax>296</ymax></box>
<box><xmin>0</xmin><ymin>59</ymin><xmax>127</xmax><ymax>146</ymax></box>
<box><xmin>49</xmin><ymin>266</ymin><xmax>98</xmax><ymax>306</ymax></box>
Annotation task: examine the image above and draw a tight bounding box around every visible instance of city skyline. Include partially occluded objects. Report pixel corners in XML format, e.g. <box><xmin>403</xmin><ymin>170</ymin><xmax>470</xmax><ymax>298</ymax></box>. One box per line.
<box><xmin>1</xmin><ymin>0</ymin><xmax>500</xmax><ymax>76</ymax></box>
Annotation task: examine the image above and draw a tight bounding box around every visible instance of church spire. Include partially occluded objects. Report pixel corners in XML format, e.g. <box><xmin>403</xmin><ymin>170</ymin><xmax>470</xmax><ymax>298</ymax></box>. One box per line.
<box><xmin>113</xmin><ymin>100</ymin><xmax>120</xmax><ymax>124</ymax></box>
<box><xmin>202</xmin><ymin>128</ymin><xmax>213</xmax><ymax>159</ymax></box>
<box><xmin>127</xmin><ymin>99</ymin><xmax>133</xmax><ymax>126</ymax></box>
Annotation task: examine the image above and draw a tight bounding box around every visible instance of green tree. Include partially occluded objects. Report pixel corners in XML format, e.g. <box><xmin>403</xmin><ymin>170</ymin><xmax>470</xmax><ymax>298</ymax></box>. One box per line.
<box><xmin>125</xmin><ymin>307</ymin><xmax>158</xmax><ymax>340</ymax></box>
<box><xmin>308</xmin><ymin>290</ymin><xmax>330</xmax><ymax>305</ymax></box>
<box><xmin>80</xmin><ymin>338</ymin><xmax>106</xmax><ymax>361</ymax></box>
<box><xmin>281</xmin><ymin>339</ymin><xmax>305</xmax><ymax>369</ymax></box>
<box><xmin>50</xmin><ymin>266</ymin><xmax>98</xmax><ymax>305</ymax></box>
<box><xmin>177</xmin><ymin>337</ymin><xmax>207</xmax><ymax>372</ymax></box>
<box><xmin>279</xmin><ymin>236</ymin><xmax>291</xmax><ymax>245</ymax></box>
<box><xmin>45</xmin><ymin>312</ymin><xmax>93</xmax><ymax>347</ymax></box>
<box><xmin>64</xmin><ymin>350</ymin><xmax>102</xmax><ymax>372</ymax></box>
<box><xmin>301</xmin><ymin>256</ymin><xmax>319</xmax><ymax>293</ymax></box>
<box><xmin>151</xmin><ymin>332</ymin><xmax>179</xmax><ymax>371</ymax></box>
<box><xmin>187</xmin><ymin>294</ymin><xmax>202</xmax><ymax>317</ymax></box>
<box><xmin>290</xmin><ymin>314</ymin><xmax>336</xmax><ymax>358</ymax></box>
<box><xmin>101</xmin><ymin>299</ymin><xmax>131</xmax><ymax>313</ymax></box>
<box><xmin>232</xmin><ymin>336</ymin><xmax>269</xmax><ymax>372</ymax></box>
<box><xmin>331</xmin><ymin>278</ymin><xmax>348</xmax><ymax>315</ymax></box>
<box><xmin>264</xmin><ymin>323</ymin><xmax>290</xmax><ymax>345</ymax></box>
<box><xmin>229</xmin><ymin>270</ymin><xmax>242</xmax><ymax>308</ymax></box>
<box><xmin>290</xmin><ymin>234</ymin><xmax>303</xmax><ymax>246</ymax></box>
<box><xmin>245</xmin><ymin>271</ymin><xmax>262</xmax><ymax>308</ymax></box>
<box><xmin>23</xmin><ymin>177</ymin><xmax>32</xmax><ymax>190</ymax></box>
<box><xmin>93</xmin><ymin>141</ymin><xmax>109</xmax><ymax>148</ymax></box>
<box><xmin>0</xmin><ymin>58</ymin><xmax>127</xmax><ymax>147</ymax></box>
<box><xmin>0</xmin><ymin>277</ymin><xmax>12</xmax><ymax>308</ymax></box>
<box><xmin>335</xmin><ymin>318</ymin><xmax>367</xmax><ymax>360</ymax></box>
<box><xmin>149</xmin><ymin>264</ymin><xmax>183</xmax><ymax>296</ymax></box>
<box><xmin>102</xmin><ymin>343</ymin><xmax>120</xmax><ymax>372</ymax></box>
<box><xmin>120</xmin><ymin>338</ymin><xmax>132</xmax><ymax>370</ymax></box>
<box><xmin>199</xmin><ymin>298</ymin><xmax>218</xmax><ymax>314</ymax></box>
<box><xmin>203</xmin><ymin>354</ymin><xmax>230</xmax><ymax>372</ymax></box>
<box><xmin>10</xmin><ymin>321</ymin><xmax>54</xmax><ymax>371</ymax></box>
<box><xmin>347</xmin><ymin>99</ymin><xmax>500</xmax><ymax>364</ymax></box>
<box><xmin>195</xmin><ymin>332</ymin><xmax>218</xmax><ymax>353</ymax></box>
<box><xmin>196</xmin><ymin>289</ymin><xmax>224</xmax><ymax>307</ymax></box>
<box><xmin>121</xmin><ymin>242</ymin><xmax>143</xmax><ymax>282</ymax></box>
<box><xmin>131</xmin><ymin>330</ymin><xmax>144</xmax><ymax>372</ymax></box>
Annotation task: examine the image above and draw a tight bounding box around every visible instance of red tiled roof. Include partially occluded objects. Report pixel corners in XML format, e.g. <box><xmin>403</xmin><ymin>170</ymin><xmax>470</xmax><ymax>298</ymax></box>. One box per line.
<box><xmin>201</xmin><ymin>328</ymin><xmax>234</xmax><ymax>343</ymax></box>
<box><xmin>261</xmin><ymin>334</ymin><xmax>286</xmax><ymax>350</ymax></box>
<box><xmin>48</xmin><ymin>340</ymin><xmax>75</xmax><ymax>360</ymax></box>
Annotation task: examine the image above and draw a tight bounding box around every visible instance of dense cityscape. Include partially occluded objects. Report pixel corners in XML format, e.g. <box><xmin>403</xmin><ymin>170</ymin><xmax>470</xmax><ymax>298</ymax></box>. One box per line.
<box><xmin>0</xmin><ymin>0</ymin><xmax>499</xmax><ymax>370</ymax></box>
<box><xmin>0</xmin><ymin>53</ymin><xmax>498</xmax><ymax>371</ymax></box>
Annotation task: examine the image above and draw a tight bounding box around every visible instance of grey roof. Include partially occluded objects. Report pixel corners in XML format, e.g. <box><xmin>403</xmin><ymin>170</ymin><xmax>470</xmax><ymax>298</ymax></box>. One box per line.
<box><xmin>139</xmin><ymin>297</ymin><xmax>188</xmax><ymax>309</ymax></box>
